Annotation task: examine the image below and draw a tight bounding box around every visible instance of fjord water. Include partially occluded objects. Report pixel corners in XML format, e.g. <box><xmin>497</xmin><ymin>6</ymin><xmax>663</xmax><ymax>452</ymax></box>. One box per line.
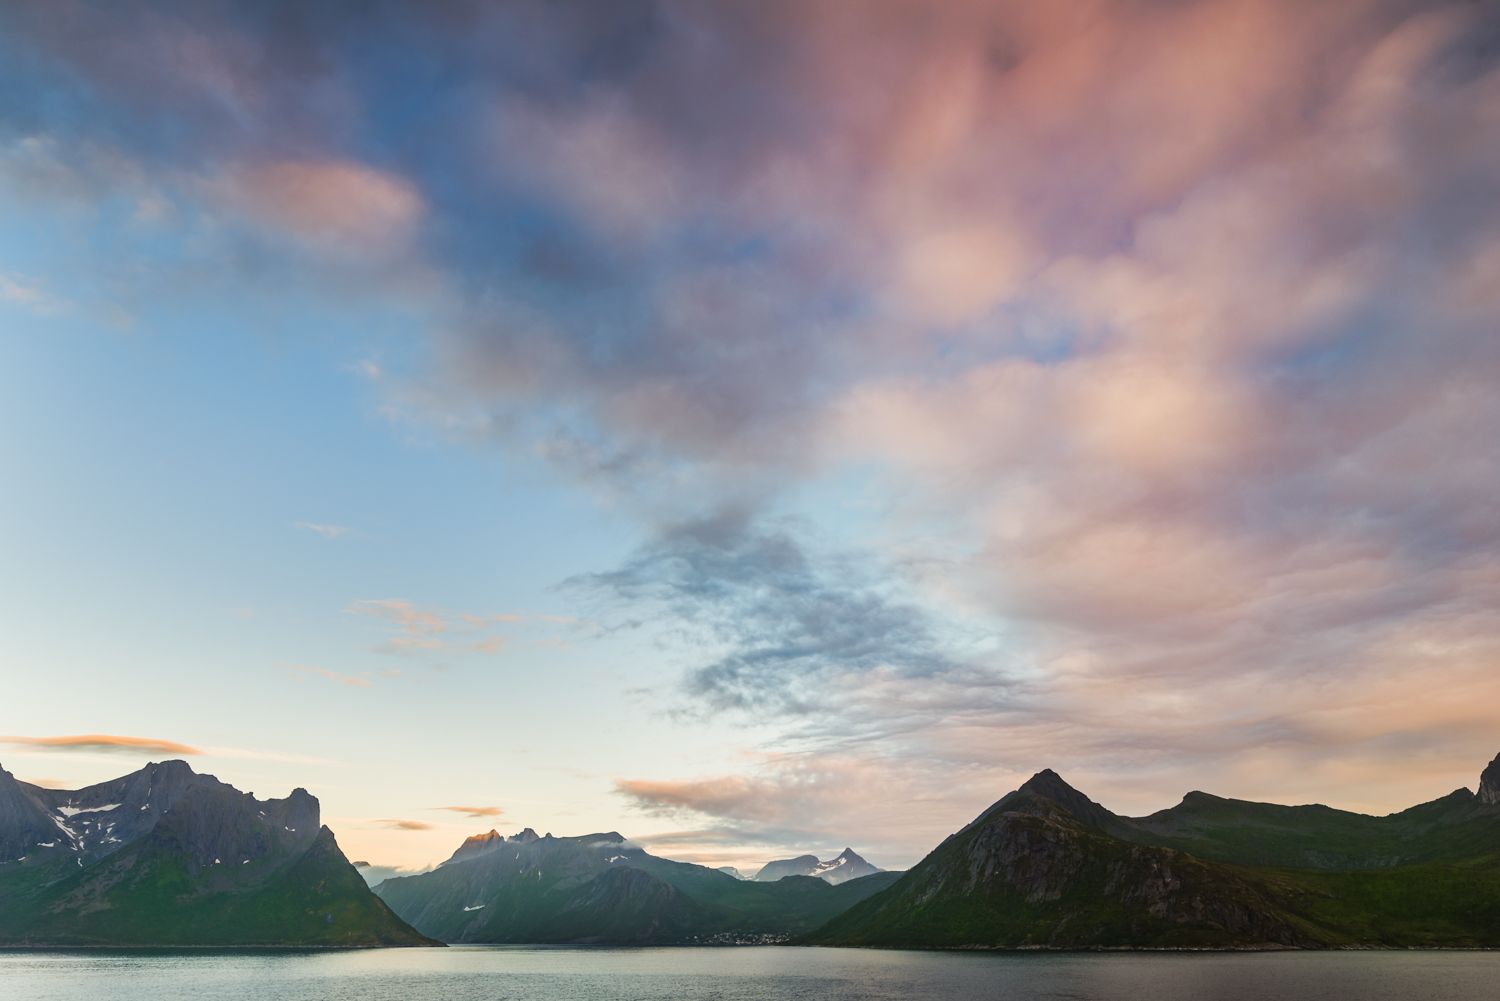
<box><xmin>3</xmin><ymin>947</ymin><xmax>1497</xmax><ymax>1001</ymax></box>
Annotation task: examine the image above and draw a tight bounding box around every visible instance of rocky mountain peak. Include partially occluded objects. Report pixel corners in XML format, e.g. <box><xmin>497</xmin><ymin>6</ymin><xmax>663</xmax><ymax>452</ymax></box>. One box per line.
<box><xmin>0</xmin><ymin>762</ymin><xmax>61</xmax><ymax>861</ymax></box>
<box><xmin>145</xmin><ymin>758</ymin><xmax>195</xmax><ymax>777</ymax></box>
<box><xmin>1018</xmin><ymin>768</ymin><xmax>1075</xmax><ymax>797</ymax></box>
<box><xmin>510</xmin><ymin>827</ymin><xmax>540</xmax><ymax>843</ymax></box>
<box><xmin>1009</xmin><ymin>768</ymin><xmax>1118</xmax><ymax>830</ymax></box>
<box><xmin>1480</xmin><ymin>753</ymin><xmax>1500</xmax><ymax>805</ymax></box>
<box><xmin>753</xmin><ymin>848</ymin><xmax>882</xmax><ymax>885</ymax></box>
<box><xmin>443</xmin><ymin>828</ymin><xmax>506</xmax><ymax>866</ymax></box>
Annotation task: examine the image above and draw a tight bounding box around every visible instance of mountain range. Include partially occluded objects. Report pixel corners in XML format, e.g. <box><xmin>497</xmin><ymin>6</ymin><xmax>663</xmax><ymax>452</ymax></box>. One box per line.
<box><xmin>810</xmin><ymin>753</ymin><xmax>1500</xmax><ymax>949</ymax></box>
<box><xmin>373</xmin><ymin>828</ymin><xmax>899</xmax><ymax>944</ymax></box>
<box><xmin>753</xmin><ymin>848</ymin><xmax>882</xmax><ymax>885</ymax></box>
<box><xmin>0</xmin><ymin>760</ymin><xmax>433</xmax><ymax>947</ymax></box>
<box><xmin>8</xmin><ymin>753</ymin><xmax>1500</xmax><ymax>949</ymax></box>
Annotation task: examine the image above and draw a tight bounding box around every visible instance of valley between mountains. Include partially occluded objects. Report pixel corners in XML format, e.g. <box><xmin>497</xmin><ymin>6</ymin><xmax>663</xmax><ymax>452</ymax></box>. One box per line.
<box><xmin>5</xmin><ymin>754</ymin><xmax>1500</xmax><ymax>948</ymax></box>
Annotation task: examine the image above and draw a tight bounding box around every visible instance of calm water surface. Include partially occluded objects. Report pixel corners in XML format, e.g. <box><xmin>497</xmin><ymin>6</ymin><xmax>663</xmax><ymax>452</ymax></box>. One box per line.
<box><xmin>3</xmin><ymin>946</ymin><xmax>1497</xmax><ymax>1000</ymax></box>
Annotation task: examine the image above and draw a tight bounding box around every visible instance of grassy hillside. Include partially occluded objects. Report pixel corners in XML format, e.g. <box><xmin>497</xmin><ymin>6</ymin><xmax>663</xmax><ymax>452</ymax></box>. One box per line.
<box><xmin>0</xmin><ymin>827</ymin><xmax>436</xmax><ymax>947</ymax></box>
<box><xmin>809</xmin><ymin>768</ymin><xmax>1500</xmax><ymax>950</ymax></box>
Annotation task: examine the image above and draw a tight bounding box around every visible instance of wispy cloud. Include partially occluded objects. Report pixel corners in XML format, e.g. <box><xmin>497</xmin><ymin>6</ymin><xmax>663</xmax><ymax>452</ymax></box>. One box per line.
<box><xmin>0</xmin><ymin>271</ymin><xmax>66</xmax><ymax>315</ymax></box>
<box><xmin>345</xmin><ymin>598</ymin><xmax>568</xmax><ymax>659</ymax></box>
<box><xmin>616</xmin><ymin>752</ymin><xmax>971</xmax><ymax>866</ymax></box>
<box><xmin>347</xmin><ymin>598</ymin><xmax>447</xmax><ymax>634</ymax></box>
<box><xmin>570</xmin><ymin>506</ymin><xmax>989</xmax><ymax>716</ymax></box>
<box><xmin>459</xmin><ymin>613</ymin><xmax>525</xmax><ymax>627</ymax></box>
<box><xmin>218</xmin><ymin>159</ymin><xmax>423</xmax><ymax>255</ymax></box>
<box><xmin>1</xmin><ymin>734</ymin><xmax>201</xmax><ymax>755</ymax></box>
<box><xmin>346</xmin><ymin>598</ymin><xmax>449</xmax><ymax>656</ymax></box>
<box><xmin>295</xmin><ymin>521</ymin><xmax>352</xmax><ymax>539</ymax></box>
<box><xmin>434</xmin><ymin>805</ymin><xmax>504</xmax><ymax>819</ymax></box>
<box><xmin>374</xmin><ymin>818</ymin><xmax>435</xmax><ymax>831</ymax></box>
<box><xmin>5</xmin><ymin>0</ymin><xmax>1500</xmax><ymax>854</ymax></box>
<box><xmin>289</xmin><ymin>665</ymin><xmax>374</xmax><ymax>689</ymax></box>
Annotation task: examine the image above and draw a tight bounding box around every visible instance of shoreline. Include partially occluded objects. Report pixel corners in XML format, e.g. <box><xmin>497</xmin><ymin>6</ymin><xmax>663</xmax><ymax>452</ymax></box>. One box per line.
<box><xmin>4</xmin><ymin>942</ymin><xmax>1496</xmax><ymax>954</ymax></box>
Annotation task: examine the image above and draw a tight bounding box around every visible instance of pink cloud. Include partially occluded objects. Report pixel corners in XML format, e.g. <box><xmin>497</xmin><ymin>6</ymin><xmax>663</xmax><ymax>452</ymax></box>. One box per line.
<box><xmin>6</xmin><ymin>0</ymin><xmax>1499</xmax><ymax>865</ymax></box>
<box><xmin>219</xmin><ymin>159</ymin><xmax>422</xmax><ymax>252</ymax></box>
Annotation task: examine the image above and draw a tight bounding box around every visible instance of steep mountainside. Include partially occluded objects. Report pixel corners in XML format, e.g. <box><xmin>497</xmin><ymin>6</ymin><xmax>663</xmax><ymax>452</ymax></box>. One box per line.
<box><xmin>753</xmin><ymin>848</ymin><xmax>883</xmax><ymax>885</ymax></box>
<box><xmin>810</xmin><ymin>757</ymin><xmax>1500</xmax><ymax>949</ymax></box>
<box><xmin>376</xmin><ymin>828</ymin><xmax>900</xmax><ymax>944</ymax></box>
<box><xmin>1479</xmin><ymin>753</ymin><xmax>1500</xmax><ymax>805</ymax></box>
<box><xmin>0</xmin><ymin>761</ymin><xmax>434</xmax><ymax>947</ymax></box>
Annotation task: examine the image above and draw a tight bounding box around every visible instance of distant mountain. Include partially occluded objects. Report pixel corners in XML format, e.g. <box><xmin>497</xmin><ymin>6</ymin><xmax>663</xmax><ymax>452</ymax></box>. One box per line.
<box><xmin>0</xmin><ymin>760</ymin><xmax>434</xmax><ymax>947</ymax></box>
<box><xmin>753</xmin><ymin>848</ymin><xmax>882</xmax><ymax>885</ymax></box>
<box><xmin>809</xmin><ymin>756</ymin><xmax>1500</xmax><ymax>949</ymax></box>
<box><xmin>443</xmin><ymin>826</ymin><xmax>540</xmax><ymax>867</ymax></box>
<box><xmin>355</xmin><ymin>860</ymin><xmax>432</xmax><ymax>887</ymax></box>
<box><xmin>717</xmin><ymin>866</ymin><xmax>750</xmax><ymax>880</ymax></box>
<box><xmin>375</xmin><ymin>828</ymin><xmax>900</xmax><ymax>944</ymax></box>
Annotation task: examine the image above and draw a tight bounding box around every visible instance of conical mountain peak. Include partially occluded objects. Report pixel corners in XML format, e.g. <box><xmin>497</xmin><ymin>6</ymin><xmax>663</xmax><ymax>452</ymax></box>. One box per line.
<box><xmin>1019</xmin><ymin>768</ymin><xmax>1075</xmax><ymax>795</ymax></box>
<box><xmin>1004</xmin><ymin>768</ymin><xmax>1119</xmax><ymax>830</ymax></box>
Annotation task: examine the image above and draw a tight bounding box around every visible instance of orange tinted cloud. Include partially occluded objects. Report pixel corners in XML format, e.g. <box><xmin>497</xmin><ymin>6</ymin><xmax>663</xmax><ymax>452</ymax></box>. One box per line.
<box><xmin>435</xmin><ymin>805</ymin><xmax>504</xmax><ymax>819</ymax></box>
<box><xmin>347</xmin><ymin>598</ymin><xmax>448</xmax><ymax>635</ymax></box>
<box><xmin>0</xmin><ymin>734</ymin><xmax>201</xmax><ymax>755</ymax></box>
<box><xmin>290</xmin><ymin>665</ymin><xmax>374</xmax><ymax>689</ymax></box>
<box><xmin>375</xmin><ymin>818</ymin><xmax>434</xmax><ymax>831</ymax></box>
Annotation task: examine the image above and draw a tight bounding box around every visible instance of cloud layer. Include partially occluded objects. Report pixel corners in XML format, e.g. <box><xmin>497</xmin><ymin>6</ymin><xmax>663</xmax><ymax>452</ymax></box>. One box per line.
<box><xmin>4</xmin><ymin>0</ymin><xmax>1499</xmax><ymax>861</ymax></box>
<box><xmin>1</xmin><ymin>734</ymin><xmax>202</xmax><ymax>756</ymax></box>
<box><xmin>435</xmin><ymin>805</ymin><xmax>504</xmax><ymax>819</ymax></box>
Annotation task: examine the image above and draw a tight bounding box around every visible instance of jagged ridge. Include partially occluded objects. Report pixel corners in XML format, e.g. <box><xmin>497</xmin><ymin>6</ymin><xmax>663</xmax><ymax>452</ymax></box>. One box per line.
<box><xmin>0</xmin><ymin>760</ymin><xmax>435</xmax><ymax>947</ymax></box>
<box><xmin>753</xmin><ymin>847</ymin><xmax>883</xmax><ymax>885</ymax></box>
<box><xmin>376</xmin><ymin>828</ymin><xmax>900</xmax><ymax>944</ymax></box>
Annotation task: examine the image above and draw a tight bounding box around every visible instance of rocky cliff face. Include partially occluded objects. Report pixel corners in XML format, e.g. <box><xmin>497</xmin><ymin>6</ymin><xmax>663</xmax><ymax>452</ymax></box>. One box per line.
<box><xmin>949</xmin><ymin>806</ymin><xmax>1306</xmax><ymax>943</ymax></box>
<box><xmin>810</xmin><ymin>756</ymin><xmax>1500</xmax><ymax>949</ymax></box>
<box><xmin>1479</xmin><ymin>754</ymin><xmax>1500</xmax><ymax>805</ymax></box>
<box><xmin>444</xmin><ymin>826</ymin><xmax>542</xmax><ymax>866</ymax></box>
<box><xmin>3</xmin><ymin>759</ymin><xmax>321</xmax><ymax>871</ymax></box>
<box><xmin>144</xmin><ymin>781</ymin><xmax>320</xmax><ymax>873</ymax></box>
<box><xmin>0</xmin><ymin>760</ymin><xmax>431</xmax><ymax>947</ymax></box>
<box><xmin>811</xmin><ymin>773</ymin><xmax>1312</xmax><ymax>948</ymax></box>
<box><xmin>0</xmin><ymin>765</ymin><xmax>61</xmax><ymax>862</ymax></box>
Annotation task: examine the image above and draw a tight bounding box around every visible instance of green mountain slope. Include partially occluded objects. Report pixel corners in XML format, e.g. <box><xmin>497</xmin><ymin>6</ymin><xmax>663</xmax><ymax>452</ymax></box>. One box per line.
<box><xmin>375</xmin><ymin>829</ymin><xmax>901</xmax><ymax>944</ymax></box>
<box><xmin>0</xmin><ymin>761</ymin><xmax>435</xmax><ymax>947</ymax></box>
<box><xmin>810</xmin><ymin>755</ymin><xmax>1500</xmax><ymax>949</ymax></box>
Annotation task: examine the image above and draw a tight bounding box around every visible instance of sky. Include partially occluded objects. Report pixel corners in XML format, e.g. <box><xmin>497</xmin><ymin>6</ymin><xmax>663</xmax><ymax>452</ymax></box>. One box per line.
<box><xmin>2</xmin><ymin>0</ymin><xmax>1499</xmax><ymax>875</ymax></box>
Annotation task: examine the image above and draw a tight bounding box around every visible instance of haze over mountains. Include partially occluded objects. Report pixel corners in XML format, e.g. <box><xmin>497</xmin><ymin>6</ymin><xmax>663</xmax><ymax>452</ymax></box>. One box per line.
<box><xmin>753</xmin><ymin>849</ymin><xmax>882</xmax><ymax>885</ymax></box>
<box><xmin>0</xmin><ymin>760</ymin><xmax>431</xmax><ymax>947</ymax></box>
<box><xmin>373</xmin><ymin>828</ymin><xmax>899</xmax><ymax>945</ymax></box>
